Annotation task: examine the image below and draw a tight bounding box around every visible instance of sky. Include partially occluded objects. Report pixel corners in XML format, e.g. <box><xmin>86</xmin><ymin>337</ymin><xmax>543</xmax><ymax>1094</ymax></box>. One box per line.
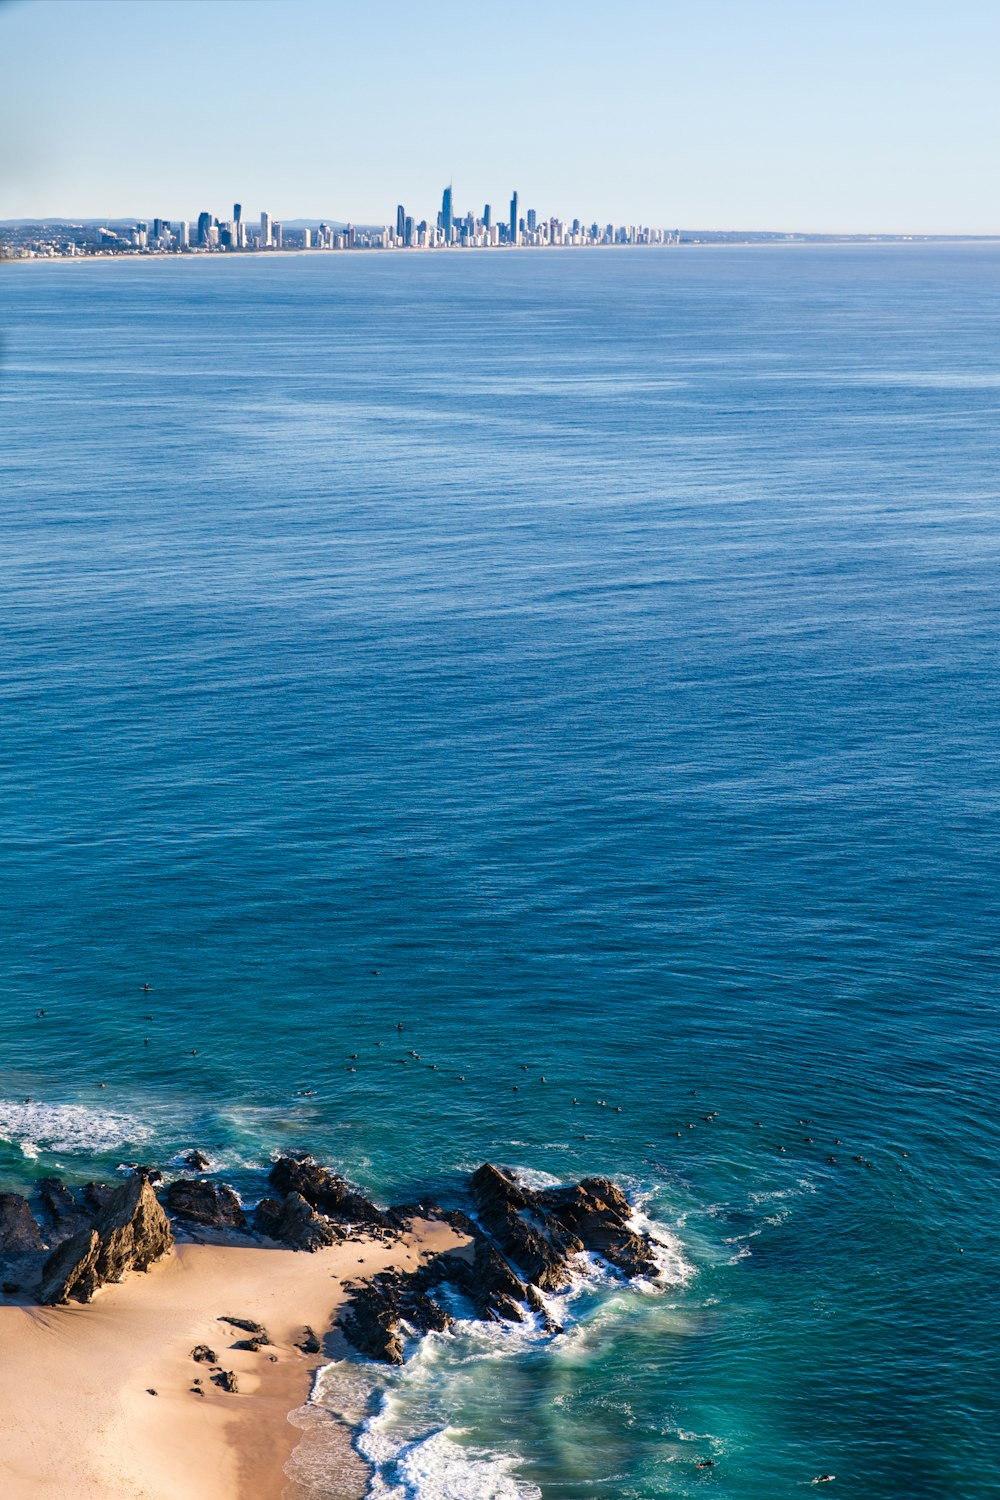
<box><xmin>2</xmin><ymin>0</ymin><xmax>999</xmax><ymax>233</ymax></box>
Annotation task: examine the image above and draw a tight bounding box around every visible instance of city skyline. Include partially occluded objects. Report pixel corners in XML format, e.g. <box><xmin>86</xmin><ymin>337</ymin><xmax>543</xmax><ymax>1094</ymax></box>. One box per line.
<box><xmin>0</xmin><ymin>184</ymin><xmax>682</xmax><ymax>259</ymax></box>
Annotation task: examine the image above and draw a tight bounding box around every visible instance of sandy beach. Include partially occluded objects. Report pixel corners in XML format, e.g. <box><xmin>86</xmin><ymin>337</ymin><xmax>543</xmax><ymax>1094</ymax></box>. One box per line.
<box><xmin>0</xmin><ymin>1218</ymin><xmax>466</xmax><ymax>1500</ymax></box>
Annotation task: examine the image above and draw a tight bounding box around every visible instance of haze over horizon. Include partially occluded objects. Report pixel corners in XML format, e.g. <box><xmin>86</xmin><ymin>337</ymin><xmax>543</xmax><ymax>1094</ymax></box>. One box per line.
<box><xmin>3</xmin><ymin>0</ymin><xmax>999</xmax><ymax>235</ymax></box>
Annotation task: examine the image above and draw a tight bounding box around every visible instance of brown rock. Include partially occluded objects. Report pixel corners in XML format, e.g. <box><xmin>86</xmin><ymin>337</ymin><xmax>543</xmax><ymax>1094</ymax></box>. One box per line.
<box><xmin>39</xmin><ymin>1174</ymin><xmax>173</xmax><ymax>1305</ymax></box>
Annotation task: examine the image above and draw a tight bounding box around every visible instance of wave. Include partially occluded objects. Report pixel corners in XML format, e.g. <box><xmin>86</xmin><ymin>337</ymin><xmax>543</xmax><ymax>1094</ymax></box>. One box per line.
<box><xmin>363</xmin><ymin>1426</ymin><xmax>542</xmax><ymax>1500</ymax></box>
<box><xmin>0</xmin><ymin>1097</ymin><xmax>152</xmax><ymax>1159</ymax></box>
<box><xmin>295</xmin><ymin>1173</ymin><xmax>696</xmax><ymax>1499</ymax></box>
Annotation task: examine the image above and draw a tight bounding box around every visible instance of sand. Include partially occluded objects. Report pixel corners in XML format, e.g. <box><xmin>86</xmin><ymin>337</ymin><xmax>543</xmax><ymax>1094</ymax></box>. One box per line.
<box><xmin>0</xmin><ymin>1219</ymin><xmax>466</xmax><ymax>1500</ymax></box>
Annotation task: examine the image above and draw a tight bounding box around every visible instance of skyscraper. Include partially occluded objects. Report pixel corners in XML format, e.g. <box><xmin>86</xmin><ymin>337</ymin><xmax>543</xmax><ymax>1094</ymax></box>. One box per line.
<box><xmin>509</xmin><ymin>191</ymin><xmax>519</xmax><ymax>246</ymax></box>
<box><xmin>483</xmin><ymin>204</ymin><xmax>491</xmax><ymax>231</ymax></box>
<box><xmin>396</xmin><ymin>204</ymin><xmax>406</xmax><ymax>240</ymax></box>
<box><xmin>196</xmin><ymin>211</ymin><xmax>212</xmax><ymax>246</ymax></box>
<box><xmin>177</xmin><ymin>220</ymin><xmax>189</xmax><ymax>248</ymax></box>
<box><xmin>441</xmin><ymin>184</ymin><xmax>453</xmax><ymax>244</ymax></box>
<box><xmin>233</xmin><ymin>203</ymin><xmax>242</xmax><ymax>224</ymax></box>
<box><xmin>526</xmin><ymin>208</ymin><xmax>536</xmax><ymax>234</ymax></box>
<box><xmin>260</xmin><ymin>211</ymin><xmax>272</xmax><ymax>247</ymax></box>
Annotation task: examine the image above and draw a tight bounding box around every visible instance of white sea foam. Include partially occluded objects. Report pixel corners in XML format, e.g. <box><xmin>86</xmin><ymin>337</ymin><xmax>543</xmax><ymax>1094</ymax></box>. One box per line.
<box><xmin>365</xmin><ymin>1427</ymin><xmax>542</xmax><ymax>1500</ymax></box>
<box><xmin>298</xmin><ymin>1171</ymin><xmax>696</xmax><ymax>1499</ymax></box>
<box><xmin>0</xmin><ymin>1098</ymin><xmax>152</xmax><ymax>1158</ymax></box>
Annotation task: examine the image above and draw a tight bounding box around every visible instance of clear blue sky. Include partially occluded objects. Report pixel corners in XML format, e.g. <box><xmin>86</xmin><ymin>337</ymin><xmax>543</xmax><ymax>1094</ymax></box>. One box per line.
<box><xmin>2</xmin><ymin>0</ymin><xmax>999</xmax><ymax>232</ymax></box>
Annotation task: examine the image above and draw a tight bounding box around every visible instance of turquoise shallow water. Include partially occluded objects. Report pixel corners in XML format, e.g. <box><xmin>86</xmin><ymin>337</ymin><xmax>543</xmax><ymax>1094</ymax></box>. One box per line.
<box><xmin>1</xmin><ymin>245</ymin><xmax>999</xmax><ymax>1497</ymax></box>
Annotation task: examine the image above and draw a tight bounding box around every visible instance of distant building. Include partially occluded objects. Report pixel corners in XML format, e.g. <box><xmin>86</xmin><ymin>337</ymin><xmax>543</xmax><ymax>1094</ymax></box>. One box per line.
<box><xmin>177</xmin><ymin>220</ymin><xmax>189</xmax><ymax>248</ymax></box>
<box><xmin>273</xmin><ymin>222</ymin><xmax>282</xmax><ymax>249</ymax></box>
<box><xmin>483</xmin><ymin>204</ymin><xmax>491</xmax><ymax>231</ymax></box>
<box><xmin>509</xmin><ymin>191</ymin><xmax>519</xmax><ymax>246</ymax></box>
<box><xmin>233</xmin><ymin>202</ymin><xmax>242</xmax><ymax>224</ymax></box>
<box><xmin>260</xmin><ymin>211</ymin><xmax>272</xmax><ymax>247</ymax></box>
<box><xmin>441</xmin><ymin>184</ymin><xmax>453</xmax><ymax>243</ymax></box>
<box><xmin>396</xmin><ymin>204</ymin><xmax>405</xmax><ymax>240</ymax></box>
<box><xmin>302</xmin><ymin>227</ymin><xmax>312</xmax><ymax>249</ymax></box>
<box><xmin>526</xmin><ymin>208</ymin><xmax>536</xmax><ymax>234</ymax></box>
<box><xmin>196</xmin><ymin>211</ymin><xmax>212</xmax><ymax>246</ymax></box>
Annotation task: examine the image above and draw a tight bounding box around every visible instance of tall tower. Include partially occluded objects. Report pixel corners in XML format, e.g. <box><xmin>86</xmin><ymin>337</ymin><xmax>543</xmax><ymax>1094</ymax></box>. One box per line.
<box><xmin>196</xmin><ymin>211</ymin><xmax>212</xmax><ymax>246</ymax></box>
<box><xmin>396</xmin><ymin>204</ymin><xmax>406</xmax><ymax>240</ymax></box>
<box><xmin>509</xmin><ymin>191</ymin><xmax>519</xmax><ymax>245</ymax></box>
<box><xmin>260</xmin><ymin>211</ymin><xmax>272</xmax><ymax>247</ymax></box>
<box><xmin>483</xmin><ymin>204</ymin><xmax>491</xmax><ymax>231</ymax></box>
<box><xmin>441</xmin><ymin>184</ymin><xmax>454</xmax><ymax>243</ymax></box>
<box><xmin>233</xmin><ymin>202</ymin><xmax>242</xmax><ymax>224</ymax></box>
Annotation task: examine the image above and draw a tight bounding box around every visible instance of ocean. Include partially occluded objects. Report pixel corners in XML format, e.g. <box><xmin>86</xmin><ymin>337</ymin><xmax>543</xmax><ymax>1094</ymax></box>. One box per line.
<box><xmin>2</xmin><ymin>243</ymin><xmax>999</xmax><ymax>1497</ymax></box>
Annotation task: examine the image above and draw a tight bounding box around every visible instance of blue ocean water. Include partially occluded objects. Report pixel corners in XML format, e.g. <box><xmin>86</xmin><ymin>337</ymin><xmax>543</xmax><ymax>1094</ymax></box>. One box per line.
<box><xmin>2</xmin><ymin>244</ymin><xmax>999</xmax><ymax>1498</ymax></box>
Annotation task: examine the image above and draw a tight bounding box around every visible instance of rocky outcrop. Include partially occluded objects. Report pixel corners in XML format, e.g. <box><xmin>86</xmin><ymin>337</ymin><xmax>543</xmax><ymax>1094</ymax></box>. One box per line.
<box><xmin>82</xmin><ymin>1182</ymin><xmax>113</xmax><ymax>1214</ymax></box>
<box><xmin>0</xmin><ymin>1194</ymin><xmax>45</xmax><ymax>1253</ymax></box>
<box><xmin>298</xmin><ymin>1326</ymin><xmax>322</xmax><ymax>1354</ymax></box>
<box><xmin>183</xmin><ymin>1150</ymin><xmax>211</xmax><ymax>1172</ymax></box>
<box><xmin>253</xmin><ymin>1192</ymin><xmax>343</xmax><ymax>1251</ymax></box>
<box><xmin>163</xmin><ymin>1179</ymin><xmax>246</xmax><ymax>1230</ymax></box>
<box><xmin>269</xmin><ymin>1156</ymin><xmax>393</xmax><ymax>1230</ymax></box>
<box><xmin>191</xmin><ymin>1345</ymin><xmax>217</xmax><ymax>1363</ymax></box>
<box><xmin>338</xmin><ymin>1164</ymin><xmax>659</xmax><ymax>1364</ymax></box>
<box><xmin>35</xmin><ymin>1178</ymin><xmax>93</xmax><ymax>1243</ymax></box>
<box><xmin>538</xmin><ymin>1177</ymin><xmax>660</xmax><ymax>1279</ymax></box>
<box><xmin>469</xmin><ymin>1164</ymin><xmax>583</xmax><ymax>1291</ymax></box>
<box><xmin>338</xmin><ymin>1267</ymin><xmax>453</xmax><ymax>1365</ymax></box>
<box><xmin>219</xmin><ymin>1315</ymin><xmax>270</xmax><ymax>1339</ymax></box>
<box><xmin>431</xmin><ymin>1233</ymin><xmax>530</xmax><ymax>1323</ymax></box>
<box><xmin>39</xmin><ymin>1173</ymin><xmax>173</xmax><ymax>1305</ymax></box>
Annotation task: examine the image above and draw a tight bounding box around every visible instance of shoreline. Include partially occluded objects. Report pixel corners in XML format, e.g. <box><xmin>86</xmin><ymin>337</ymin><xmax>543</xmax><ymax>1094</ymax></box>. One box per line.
<box><xmin>6</xmin><ymin>237</ymin><xmax>1000</xmax><ymax>269</ymax></box>
<box><xmin>0</xmin><ymin>1218</ymin><xmax>465</xmax><ymax>1500</ymax></box>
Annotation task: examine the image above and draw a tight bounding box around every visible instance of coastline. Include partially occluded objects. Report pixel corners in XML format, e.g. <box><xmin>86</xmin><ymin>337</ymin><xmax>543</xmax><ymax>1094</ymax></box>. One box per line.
<box><xmin>6</xmin><ymin>237</ymin><xmax>1000</xmax><ymax>270</ymax></box>
<box><xmin>0</xmin><ymin>1218</ymin><xmax>465</xmax><ymax>1500</ymax></box>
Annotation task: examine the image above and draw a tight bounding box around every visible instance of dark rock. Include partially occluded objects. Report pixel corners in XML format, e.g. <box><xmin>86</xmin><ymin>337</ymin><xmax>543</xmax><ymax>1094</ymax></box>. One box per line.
<box><xmin>0</xmin><ymin>1194</ymin><xmax>45</xmax><ymax>1253</ymax></box>
<box><xmin>538</xmin><ymin>1177</ymin><xmax>660</xmax><ymax>1279</ymax></box>
<box><xmin>469</xmin><ymin>1164</ymin><xmax>583</xmax><ymax>1291</ymax></box>
<box><xmin>435</xmin><ymin>1238</ymin><xmax>528</xmax><ymax>1322</ymax></box>
<box><xmin>212</xmin><ymin>1370</ymin><xmax>239</xmax><ymax>1393</ymax></box>
<box><xmin>269</xmin><ymin>1155</ymin><xmax>393</xmax><ymax>1229</ymax></box>
<box><xmin>298</xmin><ymin>1326</ymin><xmax>321</xmax><ymax>1354</ymax></box>
<box><xmin>232</xmin><ymin>1336</ymin><xmax>267</xmax><ymax>1352</ymax></box>
<box><xmin>218</xmin><ymin>1315</ymin><xmax>270</xmax><ymax>1339</ymax></box>
<box><xmin>82</xmin><ymin>1183</ymin><xmax>113</xmax><ymax>1214</ymax></box>
<box><xmin>39</xmin><ymin>1173</ymin><xmax>173</xmax><ymax>1304</ymax></box>
<box><xmin>339</xmin><ymin>1266</ymin><xmax>454</xmax><ymax>1364</ymax></box>
<box><xmin>163</xmin><ymin>1179</ymin><xmax>246</xmax><ymax>1230</ymax></box>
<box><xmin>191</xmin><ymin>1345</ymin><xmax>217</xmax><ymax>1363</ymax></box>
<box><xmin>253</xmin><ymin>1192</ymin><xmax>343</xmax><ymax>1251</ymax></box>
<box><xmin>338</xmin><ymin>1281</ymin><xmax>404</xmax><ymax>1364</ymax></box>
<box><xmin>131</xmin><ymin>1166</ymin><xmax>164</xmax><ymax>1185</ymax></box>
<box><xmin>35</xmin><ymin>1178</ymin><xmax>92</xmax><ymax>1242</ymax></box>
<box><xmin>184</xmin><ymin>1150</ymin><xmax>211</xmax><ymax>1172</ymax></box>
